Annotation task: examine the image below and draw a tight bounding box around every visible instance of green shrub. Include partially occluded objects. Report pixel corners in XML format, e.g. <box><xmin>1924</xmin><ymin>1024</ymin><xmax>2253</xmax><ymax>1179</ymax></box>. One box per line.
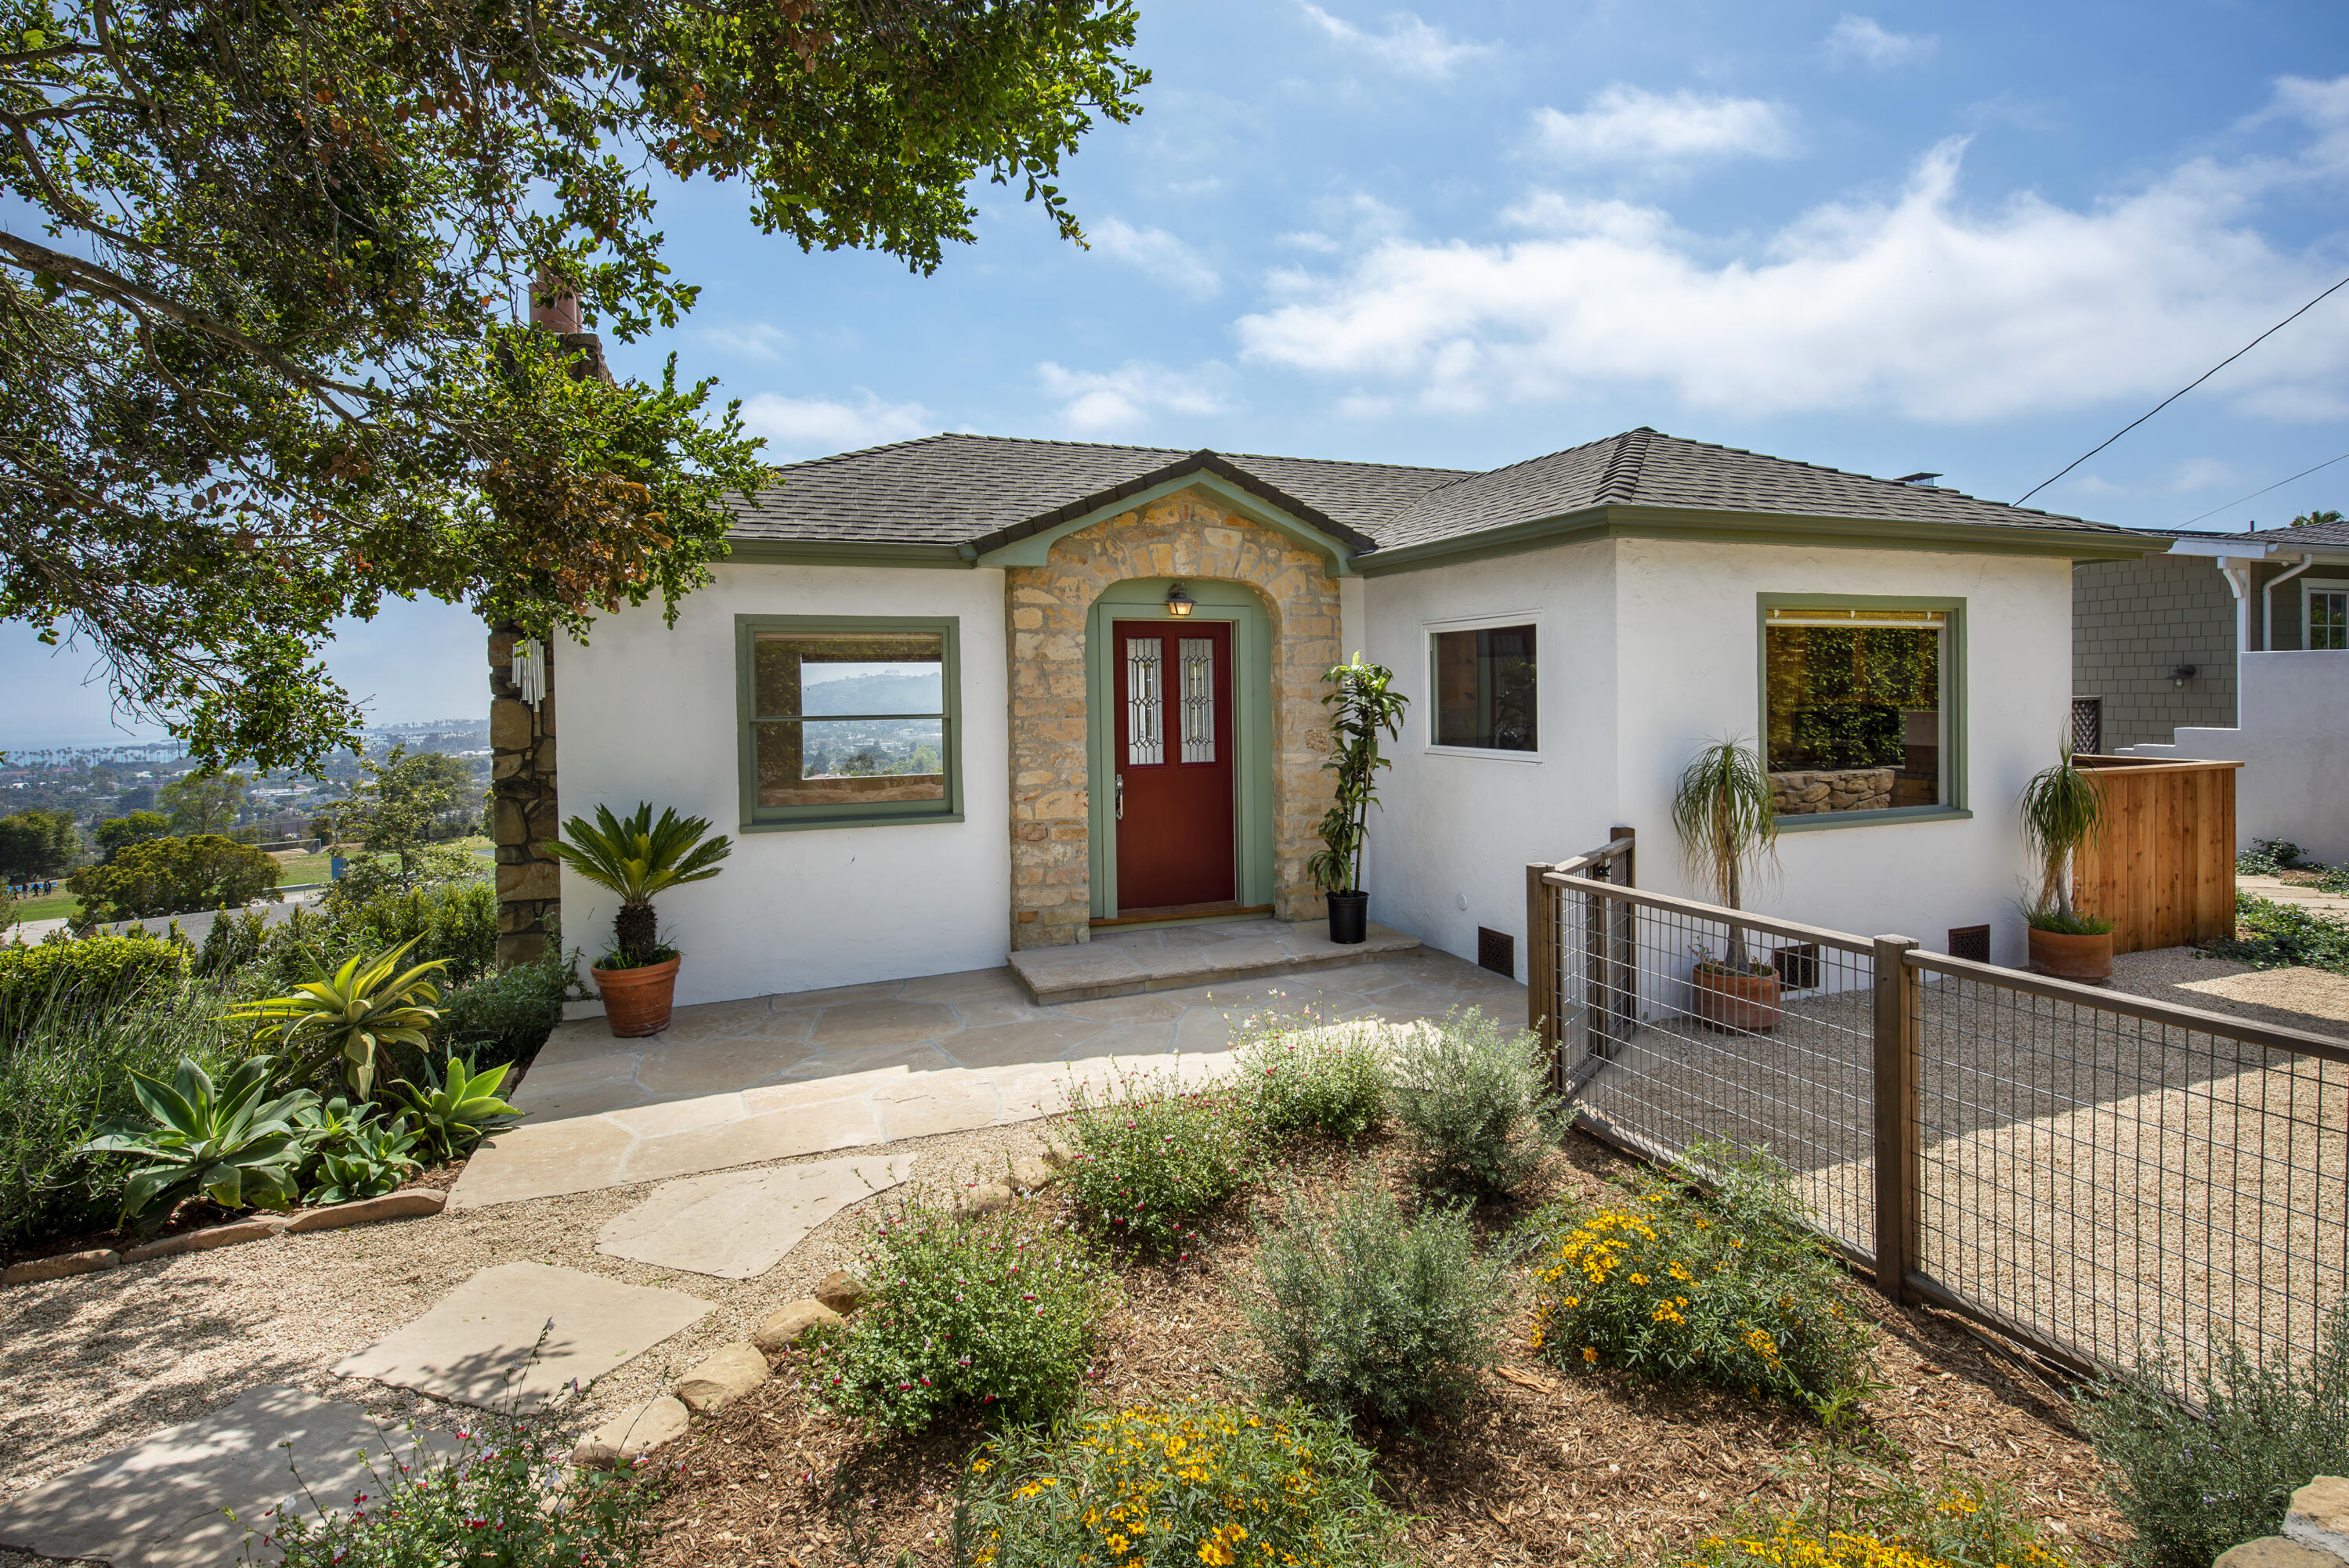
<box><xmin>1676</xmin><ymin>1465</ymin><xmax>2082</xmax><ymax>1568</ymax></box>
<box><xmin>1529</xmin><ymin>1142</ymin><xmax>1874</xmax><ymax>1414</ymax></box>
<box><xmin>67</xmin><ymin>833</ymin><xmax>280</xmax><ymax>926</ymax></box>
<box><xmin>0</xmin><ymin>974</ymin><xmax>244</xmax><ymax>1248</ymax></box>
<box><xmin>1387</xmin><ymin>1007</ymin><xmax>1572</xmax><ymax>1198</ymax></box>
<box><xmin>958</xmin><ymin>1399</ymin><xmax>1401</xmax><ymax>1568</ymax></box>
<box><xmin>808</xmin><ymin>1203</ymin><xmax>1111</xmax><ymax>1434</ymax></box>
<box><xmin>2081</xmin><ymin>1310</ymin><xmax>2349</xmax><ymax>1568</ymax></box>
<box><xmin>435</xmin><ymin>948</ymin><xmax>569</xmax><ymax>1071</ymax></box>
<box><xmin>1246</xmin><ymin>1164</ymin><xmax>1509</xmax><ymax>1424</ymax></box>
<box><xmin>1062</xmin><ymin>1061</ymin><xmax>1256</xmax><ymax>1253</ymax></box>
<box><xmin>258</xmin><ymin>1407</ymin><xmax>665</xmax><ymax>1568</ymax></box>
<box><xmin>2237</xmin><ymin>837</ymin><xmax>2311</xmax><ymax>876</ymax></box>
<box><xmin>201</xmin><ymin>883</ymin><xmax>501</xmax><ymax>995</ymax></box>
<box><xmin>2203</xmin><ymin>894</ymin><xmax>2349</xmax><ymax>975</ymax></box>
<box><xmin>1232</xmin><ymin>1012</ymin><xmax>1389</xmax><ymax>1142</ymax></box>
<box><xmin>0</xmin><ymin>930</ymin><xmax>192</xmax><ymax>1017</ymax></box>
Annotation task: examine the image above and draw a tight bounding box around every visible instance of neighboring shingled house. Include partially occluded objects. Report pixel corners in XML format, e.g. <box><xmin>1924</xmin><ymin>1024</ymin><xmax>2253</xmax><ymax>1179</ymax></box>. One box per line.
<box><xmin>2071</xmin><ymin>515</ymin><xmax>2349</xmax><ymax>751</ymax></box>
<box><xmin>543</xmin><ymin>427</ymin><xmax>2148</xmax><ymax>1004</ymax></box>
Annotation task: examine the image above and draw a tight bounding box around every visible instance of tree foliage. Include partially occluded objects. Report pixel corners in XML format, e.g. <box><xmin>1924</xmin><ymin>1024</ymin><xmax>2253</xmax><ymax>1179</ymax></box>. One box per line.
<box><xmin>95</xmin><ymin>809</ymin><xmax>174</xmax><ymax>860</ymax></box>
<box><xmin>0</xmin><ymin>807</ymin><xmax>81</xmax><ymax>879</ymax></box>
<box><xmin>326</xmin><ymin>744</ymin><xmax>484</xmax><ymax>905</ymax></box>
<box><xmin>158</xmin><ymin>770</ymin><xmax>246</xmax><ymax>835</ymax></box>
<box><xmin>67</xmin><ymin>832</ymin><xmax>281</xmax><ymax>924</ymax></box>
<box><xmin>0</xmin><ymin>0</ymin><xmax>1147</xmax><ymax>768</ymax></box>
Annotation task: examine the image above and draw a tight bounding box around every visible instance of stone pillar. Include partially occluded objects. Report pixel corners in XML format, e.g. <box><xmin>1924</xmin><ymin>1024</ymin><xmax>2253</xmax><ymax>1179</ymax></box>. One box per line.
<box><xmin>490</xmin><ymin>625</ymin><xmax>562</xmax><ymax>966</ymax></box>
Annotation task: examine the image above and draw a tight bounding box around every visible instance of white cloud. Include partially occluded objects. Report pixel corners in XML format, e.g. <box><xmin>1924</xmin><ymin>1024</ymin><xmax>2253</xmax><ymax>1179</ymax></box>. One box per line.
<box><xmin>739</xmin><ymin>391</ymin><xmax>933</xmax><ymax>458</ymax></box>
<box><xmin>1036</xmin><ymin>361</ymin><xmax>1234</xmax><ymax>436</ymax></box>
<box><xmin>1298</xmin><ymin>2</ymin><xmax>1494</xmax><ymax>81</ymax></box>
<box><xmin>686</xmin><ymin>321</ymin><xmax>795</xmax><ymax>363</ymax></box>
<box><xmin>1825</xmin><ymin>15</ymin><xmax>1939</xmax><ymax>70</ymax></box>
<box><xmin>1090</xmin><ymin>218</ymin><xmax>1221</xmax><ymax>298</ymax></box>
<box><xmin>1236</xmin><ymin>82</ymin><xmax>2349</xmax><ymax>425</ymax></box>
<box><xmin>1530</xmin><ymin>85</ymin><xmax>1796</xmax><ymax>168</ymax></box>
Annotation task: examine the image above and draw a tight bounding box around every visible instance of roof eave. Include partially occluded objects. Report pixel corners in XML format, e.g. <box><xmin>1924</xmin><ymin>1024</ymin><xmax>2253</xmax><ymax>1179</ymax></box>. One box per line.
<box><xmin>722</xmin><ymin>537</ymin><xmax>977</xmax><ymax>569</ymax></box>
<box><xmin>969</xmin><ymin>454</ymin><xmax>1371</xmax><ymax>573</ymax></box>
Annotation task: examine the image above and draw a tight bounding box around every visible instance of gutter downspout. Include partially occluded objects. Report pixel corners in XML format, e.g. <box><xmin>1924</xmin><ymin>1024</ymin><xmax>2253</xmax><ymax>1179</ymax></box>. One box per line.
<box><xmin>2217</xmin><ymin>556</ymin><xmax>2254</xmax><ymax>727</ymax></box>
<box><xmin>2265</xmin><ymin>553</ymin><xmax>2318</xmax><ymax>652</ymax></box>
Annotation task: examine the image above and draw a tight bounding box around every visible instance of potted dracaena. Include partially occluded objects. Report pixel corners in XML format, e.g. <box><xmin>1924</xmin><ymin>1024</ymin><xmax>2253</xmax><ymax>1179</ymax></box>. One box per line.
<box><xmin>1671</xmin><ymin>736</ymin><xmax>1783</xmax><ymax>1033</ymax></box>
<box><xmin>2020</xmin><ymin>739</ymin><xmax>2112</xmax><ymax>982</ymax></box>
<box><xmin>1308</xmin><ymin>653</ymin><xmax>1410</xmax><ymax>945</ymax></box>
<box><xmin>551</xmin><ymin>803</ymin><xmax>732</xmax><ymax>1037</ymax></box>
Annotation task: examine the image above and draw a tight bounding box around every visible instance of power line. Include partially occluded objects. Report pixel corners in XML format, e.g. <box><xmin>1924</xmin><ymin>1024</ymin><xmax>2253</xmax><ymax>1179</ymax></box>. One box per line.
<box><xmin>2017</xmin><ymin>266</ymin><xmax>2349</xmax><ymax>504</ymax></box>
<box><xmin>2173</xmin><ymin>448</ymin><xmax>2349</xmax><ymax>529</ymax></box>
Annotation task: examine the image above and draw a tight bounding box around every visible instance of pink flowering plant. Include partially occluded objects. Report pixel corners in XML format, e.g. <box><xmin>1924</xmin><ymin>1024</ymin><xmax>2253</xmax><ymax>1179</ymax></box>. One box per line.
<box><xmin>250</xmin><ymin>1405</ymin><xmax>663</xmax><ymax>1567</ymax></box>
<box><xmin>1231</xmin><ymin>1001</ymin><xmax>1390</xmax><ymax>1143</ymax></box>
<box><xmin>1061</xmin><ymin>1059</ymin><xmax>1258</xmax><ymax>1255</ymax></box>
<box><xmin>806</xmin><ymin>1201</ymin><xmax>1113</xmax><ymax>1435</ymax></box>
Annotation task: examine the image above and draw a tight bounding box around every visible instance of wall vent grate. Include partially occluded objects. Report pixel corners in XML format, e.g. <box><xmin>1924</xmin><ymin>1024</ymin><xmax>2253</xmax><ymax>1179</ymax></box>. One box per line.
<box><xmin>1948</xmin><ymin>924</ymin><xmax>1992</xmax><ymax>963</ymax></box>
<box><xmin>1477</xmin><ymin>926</ymin><xmax>1515</xmax><ymax>978</ymax></box>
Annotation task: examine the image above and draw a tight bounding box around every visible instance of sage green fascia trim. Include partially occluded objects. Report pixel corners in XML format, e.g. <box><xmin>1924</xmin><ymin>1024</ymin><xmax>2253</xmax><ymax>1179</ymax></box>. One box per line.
<box><xmin>1775</xmin><ymin>807</ymin><xmax>1975</xmax><ymax>833</ymax></box>
<box><xmin>724</xmin><ymin>538</ymin><xmax>976</xmax><ymax>569</ymax></box>
<box><xmin>1086</xmin><ymin>582</ymin><xmax>1276</xmax><ymax>919</ymax></box>
<box><xmin>1353</xmin><ymin>505</ymin><xmax>2148</xmax><ymax>576</ymax></box>
<box><xmin>978</xmin><ymin>472</ymin><xmax>1357</xmax><ymax>574</ymax></box>
<box><xmin>1753</xmin><ymin>591</ymin><xmax>1969</xmax><ymax>821</ymax></box>
<box><xmin>732</xmin><ymin>612</ymin><xmax>966</xmax><ymax>833</ymax></box>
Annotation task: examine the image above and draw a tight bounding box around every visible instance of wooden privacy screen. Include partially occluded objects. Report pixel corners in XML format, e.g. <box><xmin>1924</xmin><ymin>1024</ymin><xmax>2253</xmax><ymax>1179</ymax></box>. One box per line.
<box><xmin>2070</xmin><ymin>755</ymin><xmax>2242</xmax><ymax>953</ymax></box>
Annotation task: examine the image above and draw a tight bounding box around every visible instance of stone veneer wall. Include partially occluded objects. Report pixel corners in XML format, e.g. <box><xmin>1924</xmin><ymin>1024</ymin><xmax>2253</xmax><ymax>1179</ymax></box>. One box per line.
<box><xmin>1769</xmin><ymin>767</ymin><xmax>1894</xmax><ymax>815</ymax></box>
<box><xmin>489</xmin><ymin>626</ymin><xmax>561</xmax><ymax>966</ymax></box>
<box><xmin>1004</xmin><ymin>489</ymin><xmax>1343</xmax><ymax>949</ymax></box>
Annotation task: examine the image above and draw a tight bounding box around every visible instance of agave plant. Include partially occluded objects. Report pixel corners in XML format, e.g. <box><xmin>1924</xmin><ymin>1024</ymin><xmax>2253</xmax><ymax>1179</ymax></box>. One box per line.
<box><xmin>222</xmin><ymin>937</ymin><xmax>448</xmax><ymax>1097</ymax></box>
<box><xmin>551</xmin><ymin>802</ymin><xmax>732</xmax><ymax>967</ymax></box>
<box><xmin>81</xmin><ymin>1056</ymin><xmax>316</xmax><ymax>1229</ymax></box>
<box><xmin>308</xmin><ymin>1115</ymin><xmax>424</xmax><ymax>1205</ymax></box>
<box><xmin>396</xmin><ymin>1052</ymin><xmax>522</xmax><ymax>1161</ymax></box>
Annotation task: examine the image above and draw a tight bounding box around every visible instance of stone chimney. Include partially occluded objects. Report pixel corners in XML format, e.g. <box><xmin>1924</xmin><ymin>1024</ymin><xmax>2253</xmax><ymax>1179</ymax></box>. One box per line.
<box><xmin>528</xmin><ymin>269</ymin><xmax>612</xmax><ymax>383</ymax></box>
<box><xmin>489</xmin><ymin>625</ymin><xmax>560</xmax><ymax>966</ymax></box>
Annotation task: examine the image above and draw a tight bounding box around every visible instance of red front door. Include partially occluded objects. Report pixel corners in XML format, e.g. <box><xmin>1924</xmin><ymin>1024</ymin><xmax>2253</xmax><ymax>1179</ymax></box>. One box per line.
<box><xmin>1112</xmin><ymin>619</ymin><xmax>1236</xmax><ymax>911</ymax></box>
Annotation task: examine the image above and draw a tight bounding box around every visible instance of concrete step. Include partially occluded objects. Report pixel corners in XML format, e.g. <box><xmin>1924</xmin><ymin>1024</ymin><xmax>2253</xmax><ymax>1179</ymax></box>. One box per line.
<box><xmin>1009</xmin><ymin>916</ymin><xmax>1422</xmax><ymax>1005</ymax></box>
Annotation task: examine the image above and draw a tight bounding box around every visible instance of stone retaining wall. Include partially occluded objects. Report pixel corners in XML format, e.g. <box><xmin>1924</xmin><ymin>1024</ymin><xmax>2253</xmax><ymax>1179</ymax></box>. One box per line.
<box><xmin>1003</xmin><ymin>488</ymin><xmax>1342</xmax><ymax>948</ymax></box>
<box><xmin>1769</xmin><ymin>767</ymin><xmax>1894</xmax><ymax>815</ymax></box>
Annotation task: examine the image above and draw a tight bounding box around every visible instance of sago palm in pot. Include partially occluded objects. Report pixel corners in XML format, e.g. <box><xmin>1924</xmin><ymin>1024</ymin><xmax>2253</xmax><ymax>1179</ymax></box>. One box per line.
<box><xmin>552</xmin><ymin>802</ymin><xmax>732</xmax><ymax>1036</ymax></box>
<box><xmin>1670</xmin><ymin>736</ymin><xmax>1783</xmax><ymax>1032</ymax></box>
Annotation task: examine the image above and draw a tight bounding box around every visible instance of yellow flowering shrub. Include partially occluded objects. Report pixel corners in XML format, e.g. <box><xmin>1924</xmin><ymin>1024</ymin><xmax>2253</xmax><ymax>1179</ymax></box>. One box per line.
<box><xmin>1528</xmin><ymin>1142</ymin><xmax>1873</xmax><ymax>1413</ymax></box>
<box><xmin>1679</xmin><ymin>1474</ymin><xmax>2083</xmax><ymax>1568</ymax></box>
<box><xmin>956</xmin><ymin>1400</ymin><xmax>1400</xmax><ymax>1567</ymax></box>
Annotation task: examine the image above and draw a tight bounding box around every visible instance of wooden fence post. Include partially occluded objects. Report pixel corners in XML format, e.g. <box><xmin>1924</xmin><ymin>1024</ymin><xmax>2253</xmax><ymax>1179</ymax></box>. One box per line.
<box><xmin>1871</xmin><ymin>934</ymin><xmax>1921</xmax><ymax>1303</ymax></box>
<box><xmin>1527</xmin><ymin>862</ymin><xmax>1559</xmax><ymax>1080</ymax></box>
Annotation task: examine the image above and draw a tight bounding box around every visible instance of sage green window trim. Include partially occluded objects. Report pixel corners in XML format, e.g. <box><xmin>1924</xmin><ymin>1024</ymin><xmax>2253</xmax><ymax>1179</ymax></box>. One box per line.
<box><xmin>1085</xmin><ymin>580</ymin><xmax>1277</xmax><ymax>919</ymax></box>
<box><xmin>733</xmin><ymin>613</ymin><xmax>965</xmax><ymax>833</ymax></box>
<box><xmin>1754</xmin><ymin>593</ymin><xmax>1968</xmax><ymax>829</ymax></box>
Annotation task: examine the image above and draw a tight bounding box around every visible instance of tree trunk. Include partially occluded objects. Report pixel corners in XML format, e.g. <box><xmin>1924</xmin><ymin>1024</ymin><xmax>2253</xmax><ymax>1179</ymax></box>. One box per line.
<box><xmin>613</xmin><ymin>901</ymin><xmax>658</xmax><ymax>963</ymax></box>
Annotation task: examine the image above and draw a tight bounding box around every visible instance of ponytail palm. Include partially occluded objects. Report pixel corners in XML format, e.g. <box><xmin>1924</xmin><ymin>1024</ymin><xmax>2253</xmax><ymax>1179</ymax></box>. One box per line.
<box><xmin>551</xmin><ymin>803</ymin><xmax>732</xmax><ymax>966</ymax></box>
<box><xmin>1671</xmin><ymin>736</ymin><xmax>1780</xmax><ymax>972</ymax></box>
<box><xmin>2021</xmin><ymin>740</ymin><xmax>2105</xmax><ymax>926</ymax></box>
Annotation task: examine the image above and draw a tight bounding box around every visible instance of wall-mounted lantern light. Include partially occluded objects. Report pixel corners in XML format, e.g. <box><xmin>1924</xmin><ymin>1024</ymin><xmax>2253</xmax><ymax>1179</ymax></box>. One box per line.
<box><xmin>2170</xmin><ymin>664</ymin><xmax>2198</xmax><ymax>687</ymax></box>
<box><xmin>1165</xmin><ymin>582</ymin><xmax>1195</xmax><ymax>617</ymax></box>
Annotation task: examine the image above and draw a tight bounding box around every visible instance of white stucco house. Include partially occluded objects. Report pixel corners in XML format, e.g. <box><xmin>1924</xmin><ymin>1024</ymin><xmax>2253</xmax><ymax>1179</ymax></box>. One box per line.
<box><xmin>544</xmin><ymin>428</ymin><xmax>2148</xmax><ymax>1006</ymax></box>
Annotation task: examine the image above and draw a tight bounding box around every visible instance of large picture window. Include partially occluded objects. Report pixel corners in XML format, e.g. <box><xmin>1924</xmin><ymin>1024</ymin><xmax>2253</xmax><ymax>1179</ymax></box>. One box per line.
<box><xmin>1763</xmin><ymin>605</ymin><xmax>1950</xmax><ymax>818</ymax></box>
<box><xmin>1431</xmin><ymin>624</ymin><xmax>1538</xmax><ymax>753</ymax></box>
<box><xmin>736</xmin><ymin>616</ymin><xmax>962</xmax><ymax>829</ymax></box>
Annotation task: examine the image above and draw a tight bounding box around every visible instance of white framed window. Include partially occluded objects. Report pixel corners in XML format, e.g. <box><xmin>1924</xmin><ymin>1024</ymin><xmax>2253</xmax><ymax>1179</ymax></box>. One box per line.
<box><xmin>2304</xmin><ymin>580</ymin><xmax>2349</xmax><ymax>652</ymax></box>
<box><xmin>1425</xmin><ymin>613</ymin><xmax>1541</xmax><ymax>757</ymax></box>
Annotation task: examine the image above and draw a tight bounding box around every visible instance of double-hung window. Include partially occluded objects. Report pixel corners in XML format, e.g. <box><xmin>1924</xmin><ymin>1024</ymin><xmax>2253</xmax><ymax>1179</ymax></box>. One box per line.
<box><xmin>1762</xmin><ymin>601</ymin><xmax>1959</xmax><ymax>820</ymax></box>
<box><xmin>735</xmin><ymin>616</ymin><xmax>963</xmax><ymax>829</ymax></box>
<box><xmin>2307</xmin><ymin>581</ymin><xmax>2349</xmax><ymax>651</ymax></box>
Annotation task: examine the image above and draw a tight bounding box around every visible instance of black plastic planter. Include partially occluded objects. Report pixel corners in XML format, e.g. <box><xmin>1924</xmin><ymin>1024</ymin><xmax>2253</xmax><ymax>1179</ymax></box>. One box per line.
<box><xmin>1326</xmin><ymin>890</ymin><xmax>1368</xmax><ymax>945</ymax></box>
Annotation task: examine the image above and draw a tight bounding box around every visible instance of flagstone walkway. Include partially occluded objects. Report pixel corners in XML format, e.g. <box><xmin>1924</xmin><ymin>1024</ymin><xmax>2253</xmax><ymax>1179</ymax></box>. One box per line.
<box><xmin>454</xmin><ymin>945</ymin><xmax>1525</xmax><ymax>1208</ymax></box>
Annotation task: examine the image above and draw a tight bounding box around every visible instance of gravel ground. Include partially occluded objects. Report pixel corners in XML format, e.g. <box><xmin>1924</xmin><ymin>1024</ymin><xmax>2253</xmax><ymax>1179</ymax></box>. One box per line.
<box><xmin>0</xmin><ymin>1115</ymin><xmax>1064</xmax><ymax>1512</ymax></box>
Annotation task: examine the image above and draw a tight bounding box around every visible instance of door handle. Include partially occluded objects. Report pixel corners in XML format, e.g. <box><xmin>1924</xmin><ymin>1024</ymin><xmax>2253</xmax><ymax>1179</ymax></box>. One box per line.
<box><xmin>1115</xmin><ymin>773</ymin><xmax>1124</xmax><ymax>821</ymax></box>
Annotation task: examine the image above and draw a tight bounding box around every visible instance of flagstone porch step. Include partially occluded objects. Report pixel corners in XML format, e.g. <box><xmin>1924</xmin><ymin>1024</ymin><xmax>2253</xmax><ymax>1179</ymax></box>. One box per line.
<box><xmin>1008</xmin><ymin>917</ymin><xmax>1422</xmax><ymax>1005</ymax></box>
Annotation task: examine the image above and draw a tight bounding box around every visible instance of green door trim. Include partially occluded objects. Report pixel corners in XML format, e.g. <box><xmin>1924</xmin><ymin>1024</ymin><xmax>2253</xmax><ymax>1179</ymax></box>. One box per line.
<box><xmin>1086</xmin><ymin>580</ymin><xmax>1277</xmax><ymax>920</ymax></box>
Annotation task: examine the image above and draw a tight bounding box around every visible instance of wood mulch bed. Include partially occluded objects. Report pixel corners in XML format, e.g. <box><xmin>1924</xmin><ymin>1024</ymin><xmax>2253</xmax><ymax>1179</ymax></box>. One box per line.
<box><xmin>643</xmin><ymin>1128</ymin><xmax>2125</xmax><ymax>1568</ymax></box>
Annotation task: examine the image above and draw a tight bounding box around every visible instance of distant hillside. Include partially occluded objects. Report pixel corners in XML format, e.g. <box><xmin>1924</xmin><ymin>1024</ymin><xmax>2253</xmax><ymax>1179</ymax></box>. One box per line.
<box><xmin>800</xmin><ymin>670</ymin><xmax>942</xmax><ymax>716</ymax></box>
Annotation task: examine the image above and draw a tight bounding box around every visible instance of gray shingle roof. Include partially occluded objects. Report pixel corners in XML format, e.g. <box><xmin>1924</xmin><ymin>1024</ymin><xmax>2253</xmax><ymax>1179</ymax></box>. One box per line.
<box><xmin>726</xmin><ymin>428</ymin><xmax>2118</xmax><ymax>555</ymax></box>
<box><xmin>2246</xmin><ymin>515</ymin><xmax>2349</xmax><ymax>548</ymax></box>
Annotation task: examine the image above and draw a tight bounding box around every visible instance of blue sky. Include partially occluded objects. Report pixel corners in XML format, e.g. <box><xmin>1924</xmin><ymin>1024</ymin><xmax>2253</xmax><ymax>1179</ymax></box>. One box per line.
<box><xmin>7</xmin><ymin>0</ymin><xmax>2347</xmax><ymax>750</ymax></box>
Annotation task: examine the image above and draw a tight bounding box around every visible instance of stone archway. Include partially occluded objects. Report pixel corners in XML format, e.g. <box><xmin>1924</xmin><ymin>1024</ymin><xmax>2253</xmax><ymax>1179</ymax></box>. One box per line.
<box><xmin>1004</xmin><ymin>488</ymin><xmax>1343</xmax><ymax>949</ymax></box>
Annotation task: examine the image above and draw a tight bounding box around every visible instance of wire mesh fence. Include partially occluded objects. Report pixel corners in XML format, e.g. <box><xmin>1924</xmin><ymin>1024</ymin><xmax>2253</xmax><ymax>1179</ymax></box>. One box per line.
<box><xmin>1530</xmin><ymin>847</ymin><xmax>2349</xmax><ymax>1399</ymax></box>
<box><xmin>1906</xmin><ymin>952</ymin><xmax>2349</xmax><ymax>1393</ymax></box>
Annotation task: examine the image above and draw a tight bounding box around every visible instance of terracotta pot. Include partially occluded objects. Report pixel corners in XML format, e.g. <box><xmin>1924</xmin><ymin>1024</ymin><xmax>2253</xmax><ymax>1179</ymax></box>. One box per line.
<box><xmin>2027</xmin><ymin>927</ymin><xmax>2113</xmax><ymax>984</ymax></box>
<box><xmin>594</xmin><ymin>956</ymin><xmax>682</xmax><ymax>1038</ymax></box>
<box><xmin>1693</xmin><ymin>966</ymin><xmax>1783</xmax><ymax>1033</ymax></box>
